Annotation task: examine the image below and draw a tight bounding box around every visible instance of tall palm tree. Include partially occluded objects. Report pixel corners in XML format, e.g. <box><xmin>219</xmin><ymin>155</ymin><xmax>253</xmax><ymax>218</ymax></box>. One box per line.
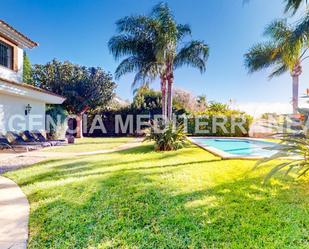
<box><xmin>245</xmin><ymin>20</ymin><xmax>308</xmax><ymax>114</ymax></box>
<box><xmin>150</xmin><ymin>2</ymin><xmax>209</xmax><ymax>120</ymax></box>
<box><xmin>109</xmin><ymin>2</ymin><xmax>209</xmax><ymax>121</ymax></box>
<box><xmin>108</xmin><ymin>15</ymin><xmax>168</xmax><ymax>117</ymax></box>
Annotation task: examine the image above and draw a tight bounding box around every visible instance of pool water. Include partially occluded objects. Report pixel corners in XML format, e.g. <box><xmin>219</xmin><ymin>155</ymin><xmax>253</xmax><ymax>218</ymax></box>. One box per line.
<box><xmin>191</xmin><ymin>138</ymin><xmax>278</xmax><ymax>157</ymax></box>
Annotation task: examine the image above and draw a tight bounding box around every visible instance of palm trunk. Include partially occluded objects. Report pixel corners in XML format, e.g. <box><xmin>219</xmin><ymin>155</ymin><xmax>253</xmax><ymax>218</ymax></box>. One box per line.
<box><xmin>160</xmin><ymin>76</ymin><xmax>167</xmax><ymax>120</ymax></box>
<box><xmin>292</xmin><ymin>75</ymin><xmax>299</xmax><ymax>114</ymax></box>
<box><xmin>291</xmin><ymin>62</ymin><xmax>302</xmax><ymax>114</ymax></box>
<box><xmin>167</xmin><ymin>75</ymin><xmax>173</xmax><ymax>121</ymax></box>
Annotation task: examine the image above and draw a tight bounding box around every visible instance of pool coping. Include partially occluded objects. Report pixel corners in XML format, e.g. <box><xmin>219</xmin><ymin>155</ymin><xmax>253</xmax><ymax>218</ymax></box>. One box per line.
<box><xmin>188</xmin><ymin>136</ymin><xmax>279</xmax><ymax>160</ymax></box>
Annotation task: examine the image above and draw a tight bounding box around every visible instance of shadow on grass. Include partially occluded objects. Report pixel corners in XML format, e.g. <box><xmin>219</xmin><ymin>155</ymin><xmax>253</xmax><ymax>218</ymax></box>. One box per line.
<box><xmin>18</xmin><ymin>144</ymin><xmax>209</xmax><ymax>186</ymax></box>
<box><xmin>17</xmin><ymin>144</ymin><xmax>309</xmax><ymax>248</ymax></box>
<box><xmin>68</xmin><ymin>140</ymin><xmax>132</xmax><ymax>146</ymax></box>
<box><xmin>26</xmin><ymin>169</ymin><xmax>309</xmax><ymax>249</ymax></box>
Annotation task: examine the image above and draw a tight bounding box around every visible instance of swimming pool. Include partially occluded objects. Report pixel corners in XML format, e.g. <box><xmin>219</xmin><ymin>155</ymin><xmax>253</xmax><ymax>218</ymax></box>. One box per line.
<box><xmin>189</xmin><ymin>137</ymin><xmax>279</xmax><ymax>159</ymax></box>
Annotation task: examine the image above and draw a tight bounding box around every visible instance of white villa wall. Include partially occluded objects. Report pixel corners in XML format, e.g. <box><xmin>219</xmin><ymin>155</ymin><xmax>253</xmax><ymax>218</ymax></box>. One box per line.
<box><xmin>0</xmin><ymin>47</ymin><xmax>23</xmax><ymax>83</ymax></box>
<box><xmin>0</xmin><ymin>93</ymin><xmax>46</xmax><ymax>133</ymax></box>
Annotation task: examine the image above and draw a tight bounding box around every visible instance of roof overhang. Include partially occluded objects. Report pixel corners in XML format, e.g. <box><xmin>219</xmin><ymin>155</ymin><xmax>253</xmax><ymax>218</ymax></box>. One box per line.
<box><xmin>0</xmin><ymin>77</ymin><xmax>65</xmax><ymax>104</ymax></box>
<box><xmin>0</xmin><ymin>20</ymin><xmax>38</xmax><ymax>49</ymax></box>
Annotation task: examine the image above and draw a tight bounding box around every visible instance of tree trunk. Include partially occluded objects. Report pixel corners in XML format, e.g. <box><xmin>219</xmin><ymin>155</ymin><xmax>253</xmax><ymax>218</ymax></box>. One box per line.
<box><xmin>292</xmin><ymin>75</ymin><xmax>299</xmax><ymax>114</ymax></box>
<box><xmin>167</xmin><ymin>75</ymin><xmax>173</xmax><ymax>121</ymax></box>
<box><xmin>291</xmin><ymin>62</ymin><xmax>302</xmax><ymax>114</ymax></box>
<box><xmin>75</xmin><ymin>114</ymin><xmax>83</xmax><ymax>138</ymax></box>
<box><xmin>160</xmin><ymin>76</ymin><xmax>167</xmax><ymax>120</ymax></box>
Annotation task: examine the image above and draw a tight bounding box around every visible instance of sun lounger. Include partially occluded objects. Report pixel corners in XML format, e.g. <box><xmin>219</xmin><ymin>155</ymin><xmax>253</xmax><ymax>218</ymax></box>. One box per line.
<box><xmin>6</xmin><ymin>131</ymin><xmax>47</xmax><ymax>148</ymax></box>
<box><xmin>0</xmin><ymin>133</ymin><xmax>37</xmax><ymax>152</ymax></box>
<box><xmin>32</xmin><ymin>131</ymin><xmax>66</xmax><ymax>146</ymax></box>
<box><xmin>21</xmin><ymin>130</ymin><xmax>52</xmax><ymax>147</ymax></box>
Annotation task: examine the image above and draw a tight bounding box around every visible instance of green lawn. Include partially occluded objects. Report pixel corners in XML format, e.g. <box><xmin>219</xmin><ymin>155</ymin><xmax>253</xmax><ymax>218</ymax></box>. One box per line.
<box><xmin>43</xmin><ymin>137</ymin><xmax>134</xmax><ymax>153</ymax></box>
<box><xmin>5</xmin><ymin>143</ymin><xmax>309</xmax><ymax>248</ymax></box>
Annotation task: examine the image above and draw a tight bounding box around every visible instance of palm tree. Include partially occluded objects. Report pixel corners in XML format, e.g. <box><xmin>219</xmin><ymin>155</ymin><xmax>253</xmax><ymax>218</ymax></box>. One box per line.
<box><xmin>108</xmin><ymin>15</ymin><xmax>168</xmax><ymax>117</ymax></box>
<box><xmin>109</xmin><ymin>2</ymin><xmax>209</xmax><ymax>121</ymax></box>
<box><xmin>245</xmin><ymin>19</ymin><xmax>308</xmax><ymax>114</ymax></box>
<box><xmin>149</xmin><ymin>3</ymin><xmax>209</xmax><ymax>120</ymax></box>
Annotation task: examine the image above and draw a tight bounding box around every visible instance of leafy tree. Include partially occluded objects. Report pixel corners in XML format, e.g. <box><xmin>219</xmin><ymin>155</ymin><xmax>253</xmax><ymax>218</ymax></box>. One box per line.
<box><xmin>132</xmin><ymin>86</ymin><xmax>162</xmax><ymax>114</ymax></box>
<box><xmin>109</xmin><ymin>2</ymin><xmax>209</xmax><ymax>120</ymax></box>
<box><xmin>23</xmin><ymin>52</ymin><xmax>32</xmax><ymax>84</ymax></box>
<box><xmin>196</xmin><ymin>95</ymin><xmax>207</xmax><ymax>111</ymax></box>
<box><xmin>32</xmin><ymin>59</ymin><xmax>116</xmax><ymax>113</ymax></box>
<box><xmin>172</xmin><ymin>88</ymin><xmax>207</xmax><ymax>113</ymax></box>
<box><xmin>173</xmin><ymin>88</ymin><xmax>195</xmax><ymax>113</ymax></box>
<box><xmin>245</xmin><ymin>20</ymin><xmax>308</xmax><ymax>114</ymax></box>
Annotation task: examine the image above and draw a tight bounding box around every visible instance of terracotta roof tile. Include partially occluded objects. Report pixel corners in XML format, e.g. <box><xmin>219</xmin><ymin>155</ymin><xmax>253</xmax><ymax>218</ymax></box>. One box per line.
<box><xmin>0</xmin><ymin>19</ymin><xmax>38</xmax><ymax>47</ymax></box>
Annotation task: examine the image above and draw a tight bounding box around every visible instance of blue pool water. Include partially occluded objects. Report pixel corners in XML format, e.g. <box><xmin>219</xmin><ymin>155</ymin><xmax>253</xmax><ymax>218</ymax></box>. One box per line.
<box><xmin>192</xmin><ymin>138</ymin><xmax>278</xmax><ymax>157</ymax></box>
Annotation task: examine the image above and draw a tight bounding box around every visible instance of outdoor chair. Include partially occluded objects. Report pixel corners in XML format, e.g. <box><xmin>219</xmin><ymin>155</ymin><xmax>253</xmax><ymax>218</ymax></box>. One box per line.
<box><xmin>0</xmin><ymin>133</ymin><xmax>37</xmax><ymax>152</ymax></box>
<box><xmin>32</xmin><ymin>131</ymin><xmax>66</xmax><ymax>146</ymax></box>
<box><xmin>21</xmin><ymin>130</ymin><xmax>52</xmax><ymax>147</ymax></box>
<box><xmin>6</xmin><ymin>131</ymin><xmax>47</xmax><ymax>148</ymax></box>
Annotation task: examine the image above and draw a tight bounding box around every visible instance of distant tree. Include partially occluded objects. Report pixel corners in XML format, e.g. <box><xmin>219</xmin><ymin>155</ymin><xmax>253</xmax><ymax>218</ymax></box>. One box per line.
<box><xmin>23</xmin><ymin>52</ymin><xmax>32</xmax><ymax>84</ymax></box>
<box><xmin>196</xmin><ymin>95</ymin><xmax>208</xmax><ymax>111</ymax></box>
<box><xmin>173</xmin><ymin>88</ymin><xmax>196</xmax><ymax>113</ymax></box>
<box><xmin>132</xmin><ymin>86</ymin><xmax>162</xmax><ymax>114</ymax></box>
<box><xmin>207</xmin><ymin>102</ymin><xmax>230</xmax><ymax>113</ymax></box>
<box><xmin>32</xmin><ymin>59</ymin><xmax>116</xmax><ymax>113</ymax></box>
<box><xmin>173</xmin><ymin>89</ymin><xmax>207</xmax><ymax>113</ymax></box>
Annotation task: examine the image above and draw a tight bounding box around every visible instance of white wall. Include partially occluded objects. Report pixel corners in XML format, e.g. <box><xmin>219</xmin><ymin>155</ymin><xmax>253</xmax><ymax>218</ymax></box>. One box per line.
<box><xmin>0</xmin><ymin>93</ymin><xmax>46</xmax><ymax>133</ymax></box>
<box><xmin>0</xmin><ymin>47</ymin><xmax>23</xmax><ymax>83</ymax></box>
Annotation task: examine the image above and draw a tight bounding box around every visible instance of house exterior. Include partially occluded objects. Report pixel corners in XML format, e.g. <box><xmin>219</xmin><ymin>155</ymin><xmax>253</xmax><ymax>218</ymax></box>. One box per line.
<box><xmin>0</xmin><ymin>20</ymin><xmax>65</xmax><ymax>133</ymax></box>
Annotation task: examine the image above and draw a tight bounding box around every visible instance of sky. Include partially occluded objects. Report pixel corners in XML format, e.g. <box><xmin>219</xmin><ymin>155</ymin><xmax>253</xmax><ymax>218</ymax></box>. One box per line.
<box><xmin>2</xmin><ymin>0</ymin><xmax>309</xmax><ymax>116</ymax></box>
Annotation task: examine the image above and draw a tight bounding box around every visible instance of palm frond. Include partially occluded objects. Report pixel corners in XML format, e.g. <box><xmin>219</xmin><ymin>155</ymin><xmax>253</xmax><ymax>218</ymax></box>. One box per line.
<box><xmin>174</xmin><ymin>41</ymin><xmax>209</xmax><ymax>73</ymax></box>
<box><xmin>245</xmin><ymin>42</ymin><xmax>281</xmax><ymax>73</ymax></box>
<box><xmin>151</xmin><ymin>2</ymin><xmax>174</xmax><ymax>22</ymax></box>
<box><xmin>269</xmin><ymin>63</ymin><xmax>289</xmax><ymax>78</ymax></box>
<box><xmin>116</xmin><ymin>15</ymin><xmax>156</xmax><ymax>35</ymax></box>
<box><xmin>284</xmin><ymin>0</ymin><xmax>307</xmax><ymax>14</ymax></box>
<box><xmin>132</xmin><ymin>62</ymin><xmax>159</xmax><ymax>89</ymax></box>
<box><xmin>264</xmin><ymin>19</ymin><xmax>291</xmax><ymax>42</ymax></box>
<box><xmin>177</xmin><ymin>24</ymin><xmax>192</xmax><ymax>40</ymax></box>
<box><xmin>293</xmin><ymin>10</ymin><xmax>309</xmax><ymax>44</ymax></box>
<box><xmin>114</xmin><ymin>56</ymin><xmax>144</xmax><ymax>79</ymax></box>
<box><xmin>109</xmin><ymin>34</ymin><xmax>157</xmax><ymax>59</ymax></box>
<box><xmin>255</xmin><ymin>135</ymin><xmax>309</xmax><ymax>181</ymax></box>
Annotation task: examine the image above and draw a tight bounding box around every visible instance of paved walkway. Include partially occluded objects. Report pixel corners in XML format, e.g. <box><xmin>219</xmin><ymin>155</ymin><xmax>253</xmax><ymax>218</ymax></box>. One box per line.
<box><xmin>0</xmin><ymin>176</ymin><xmax>29</xmax><ymax>249</ymax></box>
<box><xmin>0</xmin><ymin>138</ymin><xmax>142</xmax><ymax>249</ymax></box>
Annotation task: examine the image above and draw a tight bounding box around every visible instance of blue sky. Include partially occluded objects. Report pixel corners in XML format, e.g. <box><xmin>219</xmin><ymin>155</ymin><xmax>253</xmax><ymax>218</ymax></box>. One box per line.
<box><xmin>2</xmin><ymin>0</ymin><xmax>309</xmax><ymax>114</ymax></box>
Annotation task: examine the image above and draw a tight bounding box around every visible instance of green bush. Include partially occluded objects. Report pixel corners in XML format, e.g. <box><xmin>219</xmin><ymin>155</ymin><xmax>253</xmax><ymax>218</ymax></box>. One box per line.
<box><xmin>144</xmin><ymin>122</ymin><xmax>187</xmax><ymax>151</ymax></box>
<box><xmin>186</xmin><ymin>107</ymin><xmax>253</xmax><ymax>137</ymax></box>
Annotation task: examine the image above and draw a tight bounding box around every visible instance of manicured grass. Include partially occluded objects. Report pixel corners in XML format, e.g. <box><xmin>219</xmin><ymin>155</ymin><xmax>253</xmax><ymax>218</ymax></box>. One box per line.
<box><xmin>5</xmin><ymin>143</ymin><xmax>309</xmax><ymax>248</ymax></box>
<box><xmin>43</xmin><ymin>137</ymin><xmax>134</xmax><ymax>153</ymax></box>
